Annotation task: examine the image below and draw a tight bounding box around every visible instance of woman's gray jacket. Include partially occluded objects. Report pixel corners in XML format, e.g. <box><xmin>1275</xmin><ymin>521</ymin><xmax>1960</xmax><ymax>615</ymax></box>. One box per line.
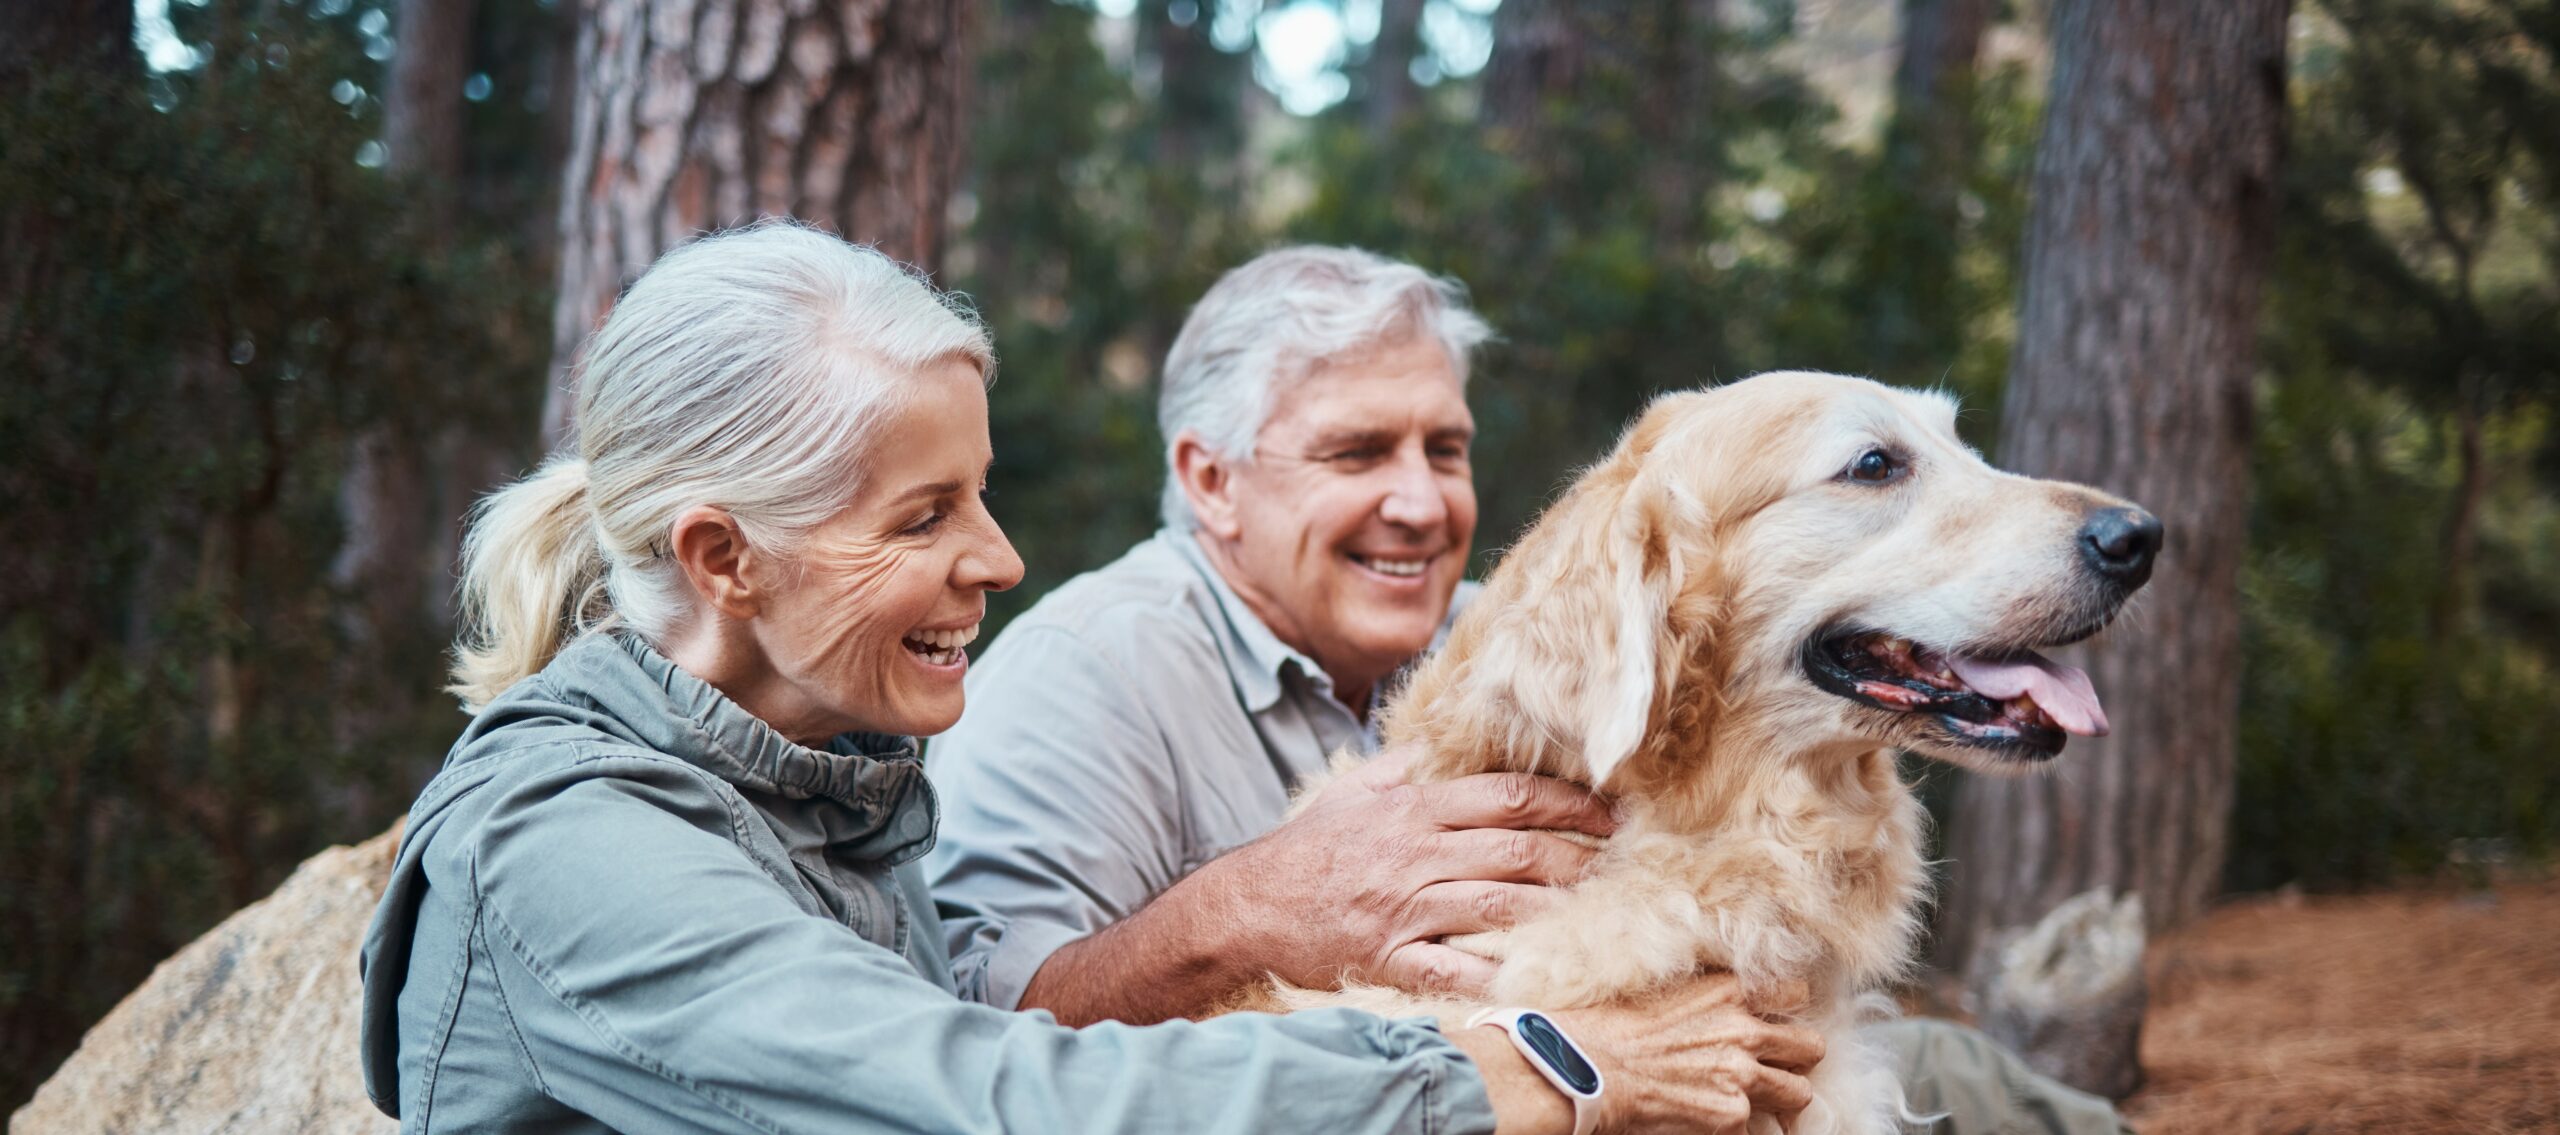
<box><xmin>357</xmin><ymin>632</ymin><xmax>1495</xmax><ymax>1134</ymax></box>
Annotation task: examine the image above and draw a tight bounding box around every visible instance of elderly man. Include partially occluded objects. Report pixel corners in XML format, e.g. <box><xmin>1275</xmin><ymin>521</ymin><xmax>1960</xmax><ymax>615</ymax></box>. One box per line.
<box><xmin>928</xmin><ymin>247</ymin><xmax>2125</xmax><ymax>1134</ymax></box>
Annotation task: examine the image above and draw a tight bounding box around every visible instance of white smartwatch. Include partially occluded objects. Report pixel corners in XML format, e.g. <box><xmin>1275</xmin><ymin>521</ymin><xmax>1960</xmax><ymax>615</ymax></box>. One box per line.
<box><xmin>1468</xmin><ymin>1006</ymin><xmax>1605</xmax><ymax>1135</ymax></box>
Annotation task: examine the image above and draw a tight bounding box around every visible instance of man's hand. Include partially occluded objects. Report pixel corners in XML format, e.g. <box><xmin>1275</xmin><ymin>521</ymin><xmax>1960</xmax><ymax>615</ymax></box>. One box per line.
<box><xmin>1018</xmin><ymin>745</ymin><xmax>1615</xmax><ymax>1024</ymax></box>
<box><xmin>1212</xmin><ymin>746</ymin><xmax>1618</xmax><ymax>994</ymax></box>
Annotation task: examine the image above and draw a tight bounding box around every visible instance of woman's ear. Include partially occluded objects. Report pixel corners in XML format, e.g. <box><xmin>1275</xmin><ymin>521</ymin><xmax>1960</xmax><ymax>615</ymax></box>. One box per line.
<box><xmin>1171</xmin><ymin>432</ymin><xmax>1244</xmax><ymax>539</ymax></box>
<box><xmin>668</xmin><ymin>505</ymin><xmax>764</xmax><ymax>619</ymax></box>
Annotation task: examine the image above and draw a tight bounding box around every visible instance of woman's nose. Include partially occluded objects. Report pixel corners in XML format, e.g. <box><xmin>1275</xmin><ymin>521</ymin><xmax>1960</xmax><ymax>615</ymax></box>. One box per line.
<box><xmin>963</xmin><ymin>524</ymin><xmax>1025</xmax><ymax>592</ymax></box>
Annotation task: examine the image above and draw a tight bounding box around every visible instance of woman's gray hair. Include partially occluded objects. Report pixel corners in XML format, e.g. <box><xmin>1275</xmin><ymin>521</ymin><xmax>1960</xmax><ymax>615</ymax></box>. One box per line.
<box><xmin>448</xmin><ymin>220</ymin><xmax>993</xmax><ymax>710</ymax></box>
<box><xmin>1156</xmin><ymin>246</ymin><xmax>1493</xmax><ymax>530</ymax></box>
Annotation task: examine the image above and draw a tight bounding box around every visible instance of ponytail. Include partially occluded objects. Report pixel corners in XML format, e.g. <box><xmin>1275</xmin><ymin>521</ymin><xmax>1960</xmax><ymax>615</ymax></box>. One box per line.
<box><xmin>448</xmin><ymin>455</ymin><xmax>611</xmax><ymax>710</ymax></box>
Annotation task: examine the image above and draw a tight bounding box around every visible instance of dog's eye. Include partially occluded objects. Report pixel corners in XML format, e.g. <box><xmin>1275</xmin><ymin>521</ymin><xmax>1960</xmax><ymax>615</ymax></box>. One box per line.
<box><xmin>1846</xmin><ymin>449</ymin><xmax>1903</xmax><ymax>484</ymax></box>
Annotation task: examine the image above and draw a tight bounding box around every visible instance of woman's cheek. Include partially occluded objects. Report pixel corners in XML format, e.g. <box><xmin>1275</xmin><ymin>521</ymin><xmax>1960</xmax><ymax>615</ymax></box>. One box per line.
<box><xmin>798</xmin><ymin>541</ymin><xmax>912</xmax><ymax>663</ymax></box>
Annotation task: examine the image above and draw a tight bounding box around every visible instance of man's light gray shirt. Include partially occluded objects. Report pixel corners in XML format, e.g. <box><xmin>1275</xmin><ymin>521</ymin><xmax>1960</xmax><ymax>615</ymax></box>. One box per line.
<box><xmin>927</xmin><ymin>529</ymin><xmax>1473</xmax><ymax>1010</ymax></box>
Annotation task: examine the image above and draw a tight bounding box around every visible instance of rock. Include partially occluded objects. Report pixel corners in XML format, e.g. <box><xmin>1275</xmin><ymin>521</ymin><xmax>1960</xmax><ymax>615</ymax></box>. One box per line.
<box><xmin>1977</xmin><ymin>888</ymin><xmax>2149</xmax><ymax>1101</ymax></box>
<box><xmin>11</xmin><ymin>824</ymin><xmax>403</xmax><ymax>1135</ymax></box>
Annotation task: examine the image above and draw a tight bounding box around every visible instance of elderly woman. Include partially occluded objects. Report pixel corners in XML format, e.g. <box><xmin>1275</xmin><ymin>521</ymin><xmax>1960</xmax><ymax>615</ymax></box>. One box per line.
<box><xmin>357</xmin><ymin>223</ymin><xmax>1821</xmax><ymax>1135</ymax></box>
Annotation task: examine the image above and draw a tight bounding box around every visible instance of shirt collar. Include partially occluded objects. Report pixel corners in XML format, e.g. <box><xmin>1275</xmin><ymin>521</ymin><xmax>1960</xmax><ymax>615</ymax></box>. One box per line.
<box><xmin>1157</xmin><ymin>529</ymin><xmax>1479</xmax><ymax>719</ymax></box>
<box><xmin>1160</xmin><ymin>528</ymin><xmax>1336</xmax><ymax>714</ymax></box>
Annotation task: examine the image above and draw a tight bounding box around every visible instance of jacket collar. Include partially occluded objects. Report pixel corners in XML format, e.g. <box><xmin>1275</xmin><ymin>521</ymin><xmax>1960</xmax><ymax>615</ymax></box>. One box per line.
<box><xmin>535</xmin><ymin>633</ymin><xmax>936</xmax><ymax>864</ymax></box>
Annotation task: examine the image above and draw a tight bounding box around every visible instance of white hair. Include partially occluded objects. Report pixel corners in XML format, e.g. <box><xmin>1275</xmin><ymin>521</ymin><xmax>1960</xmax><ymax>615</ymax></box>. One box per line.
<box><xmin>449</xmin><ymin>220</ymin><xmax>993</xmax><ymax>709</ymax></box>
<box><xmin>1156</xmin><ymin>245</ymin><xmax>1493</xmax><ymax>529</ymax></box>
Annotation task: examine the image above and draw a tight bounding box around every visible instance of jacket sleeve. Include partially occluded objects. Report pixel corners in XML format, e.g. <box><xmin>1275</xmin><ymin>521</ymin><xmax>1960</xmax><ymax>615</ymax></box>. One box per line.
<box><xmin>471</xmin><ymin>754</ymin><xmax>1496</xmax><ymax>1135</ymax></box>
<box><xmin>925</xmin><ymin>624</ymin><xmax>1197</xmax><ymax>1010</ymax></box>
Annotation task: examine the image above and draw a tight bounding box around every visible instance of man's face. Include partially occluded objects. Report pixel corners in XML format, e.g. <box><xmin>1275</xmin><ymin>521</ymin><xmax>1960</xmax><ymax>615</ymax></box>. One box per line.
<box><xmin>1208</xmin><ymin>334</ymin><xmax>1478</xmax><ymax>696</ymax></box>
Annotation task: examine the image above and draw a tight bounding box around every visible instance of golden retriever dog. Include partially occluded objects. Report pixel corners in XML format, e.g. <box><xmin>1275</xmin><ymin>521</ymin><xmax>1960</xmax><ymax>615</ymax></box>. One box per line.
<box><xmin>1272</xmin><ymin>371</ymin><xmax>2160</xmax><ymax>1135</ymax></box>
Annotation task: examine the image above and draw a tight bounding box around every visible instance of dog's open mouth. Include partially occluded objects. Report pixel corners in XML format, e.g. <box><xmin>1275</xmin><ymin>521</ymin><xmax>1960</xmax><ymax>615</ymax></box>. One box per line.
<box><xmin>1803</xmin><ymin>630</ymin><xmax>2111</xmax><ymax>759</ymax></box>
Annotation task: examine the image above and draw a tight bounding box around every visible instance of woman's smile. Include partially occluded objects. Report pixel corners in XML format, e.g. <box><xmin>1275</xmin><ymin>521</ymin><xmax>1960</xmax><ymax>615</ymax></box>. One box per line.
<box><xmin>900</xmin><ymin>618</ymin><xmax>983</xmax><ymax>671</ymax></box>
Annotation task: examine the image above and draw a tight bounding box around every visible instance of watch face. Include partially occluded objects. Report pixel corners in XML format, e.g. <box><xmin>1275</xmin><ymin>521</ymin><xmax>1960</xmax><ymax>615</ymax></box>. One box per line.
<box><xmin>1516</xmin><ymin>1012</ymin><xmax>1601</xmax><ymax>1096</ymax></box>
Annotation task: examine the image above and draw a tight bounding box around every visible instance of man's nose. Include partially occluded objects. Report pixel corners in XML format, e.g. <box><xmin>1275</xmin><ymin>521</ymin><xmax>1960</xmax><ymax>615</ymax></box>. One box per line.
<box><xmin>1376</xmin><ymin>454</ymin><xmax>1448</xmax><ymax>530</ymax></box>
<box><xmin>2078</xmin><ymin>506</ymin><xmax>2162</xmax><ymax>592</ymax></box>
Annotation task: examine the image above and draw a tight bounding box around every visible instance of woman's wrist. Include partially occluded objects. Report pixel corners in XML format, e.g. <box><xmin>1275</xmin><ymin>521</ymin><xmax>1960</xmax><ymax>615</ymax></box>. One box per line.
<box><xmin>1451</xmin><ymin>1023</ymin><xmax>1578</xmax><ymax>1135</ymax></box>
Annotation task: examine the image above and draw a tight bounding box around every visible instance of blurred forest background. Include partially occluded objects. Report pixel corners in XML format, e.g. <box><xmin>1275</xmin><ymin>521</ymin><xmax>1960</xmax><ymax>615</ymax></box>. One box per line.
<box><xmin>3</xmin><ymin>0</ymin><xmax>2557</xmax><ymax>1114</ymax></box>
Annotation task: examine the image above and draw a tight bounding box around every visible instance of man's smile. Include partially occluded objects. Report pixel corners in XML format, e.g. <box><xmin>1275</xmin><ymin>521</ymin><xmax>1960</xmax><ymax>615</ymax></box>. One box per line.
<box><xmin>1346</xmin><ymin>550</ymin><xmax>1442</xmax><ymax>582</ymax></box>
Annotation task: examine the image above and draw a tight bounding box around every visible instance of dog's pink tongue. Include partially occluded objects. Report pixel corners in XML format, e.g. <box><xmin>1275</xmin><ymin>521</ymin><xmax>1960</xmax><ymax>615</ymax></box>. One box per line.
<box><xmin>1946</xmin><ymin>651</ymin><xmax>2110</xmax><ymax>736</ymax></box>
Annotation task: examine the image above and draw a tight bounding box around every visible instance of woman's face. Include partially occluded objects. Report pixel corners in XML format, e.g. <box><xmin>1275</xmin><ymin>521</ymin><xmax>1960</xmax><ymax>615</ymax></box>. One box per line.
<box><xmin>753</xmin><ymin>359</ymin><xmax>1023</xmax><ymax>740</ymax></box>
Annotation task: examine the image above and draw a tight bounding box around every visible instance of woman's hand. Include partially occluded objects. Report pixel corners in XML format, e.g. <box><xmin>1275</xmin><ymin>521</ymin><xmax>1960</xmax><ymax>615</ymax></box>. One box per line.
<box><xmin>1461</xmin><ymin>971</ymin><xmax>1823</xmax><ymax>1135</ymax></box>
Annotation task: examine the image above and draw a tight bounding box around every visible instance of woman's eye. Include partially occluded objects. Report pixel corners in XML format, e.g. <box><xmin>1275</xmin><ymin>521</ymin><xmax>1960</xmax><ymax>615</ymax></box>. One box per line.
<box><xmin>904</xmin><ymin>511</ymin><xmax>946</xmax><ymax>536</ymax></box>
<box><xmin>1847</xmin><ymin>449</ymin><xmax>1901</xmax><ymax>483</ymax></box>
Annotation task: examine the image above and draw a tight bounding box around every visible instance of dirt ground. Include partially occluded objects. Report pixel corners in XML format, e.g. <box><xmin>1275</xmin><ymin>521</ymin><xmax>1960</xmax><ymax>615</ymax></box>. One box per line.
<box><xmin>2122</xmin><ymin>879</ymin><xmax>2560</xmax><ymax>1134</ymax></box>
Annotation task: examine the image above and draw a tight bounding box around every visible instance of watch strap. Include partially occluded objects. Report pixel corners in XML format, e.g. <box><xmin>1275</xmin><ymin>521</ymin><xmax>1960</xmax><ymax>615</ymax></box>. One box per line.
<box><xmin>1467</xmin><ymin>1007</ymin><xmax>1604</xmax><ymax>1135</ymax></box>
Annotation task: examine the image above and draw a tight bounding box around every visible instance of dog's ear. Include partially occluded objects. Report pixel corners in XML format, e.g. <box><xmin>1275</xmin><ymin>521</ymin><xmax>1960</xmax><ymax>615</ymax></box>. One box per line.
<box><xmin>1573</xmin><ymin>460</ymin><xmax>1694</xmax><ymax>788</ymax></box>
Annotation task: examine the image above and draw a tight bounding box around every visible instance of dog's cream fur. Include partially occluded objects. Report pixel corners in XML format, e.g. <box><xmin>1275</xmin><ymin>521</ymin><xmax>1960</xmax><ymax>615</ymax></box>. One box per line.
<box><xmin>1267</xmin><ymin>371</ymin><xmax>2149</xmax><ymax>1135</ymax></box>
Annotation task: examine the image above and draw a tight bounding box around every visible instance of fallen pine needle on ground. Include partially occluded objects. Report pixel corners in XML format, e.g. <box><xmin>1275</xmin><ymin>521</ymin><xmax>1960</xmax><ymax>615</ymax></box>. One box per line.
<box><xmin>2125</xmin><ymin>878</ymin><xmax>2560</xmax><ymax>1134</ymax></box>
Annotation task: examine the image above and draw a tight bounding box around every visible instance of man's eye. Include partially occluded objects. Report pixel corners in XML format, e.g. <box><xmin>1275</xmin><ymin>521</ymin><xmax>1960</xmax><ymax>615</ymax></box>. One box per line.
<box><xmin>904</xmin><ymin>511</ymin><xmax>947</xmax><ymax>536</ymax></box>
<box><xmin>1845</xmin><ymin>448</ymin><xmax>1903</xmax><ymax>484</ymax></box>
<box><xmin>1327</xmin><ymin>447</ymin><xmax>1389</xmax><ymax>465</ymax></box>
<box><xmin>1430</xmin><ymin>445</ymin><xmax>1470</xmax><ymax>463</ymax></box>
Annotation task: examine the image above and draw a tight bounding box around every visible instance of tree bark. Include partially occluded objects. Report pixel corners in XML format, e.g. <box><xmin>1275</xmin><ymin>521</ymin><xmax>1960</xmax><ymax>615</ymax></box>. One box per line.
<box><xmin>1939</xmin><ymin>0</ymin><xmax>2289</xmax><ymax>971</ymax></box>
<box><xmin>1482</xmin><ymin>0</ymin><xmax>1718</xmax><ymax>245</ymax></box>
<box><xmin>1888</xmin><ymin>0</ymin><xmax>1988</xmax><ymax>208</ymax></box>
<box><xmin>334</xmin><ymin>0</ymin><xmax>475</xmax><ymax>689</ymax></box>
<box><xmin>1481</xmin><ymin>0</ymin><xmax>1583</xmax><ymax>137</ymax></box>
<box><xmin>1856</xmin><ymin>0</ymin><xmax>1988</xmax><ymax>381</ymax></box>
<box><xmin>1366</xmin><ymin>0</ymin><xmax>1424</xmax><ymax>134</ymax></box>
<box><xmin>542</xmin><ymin>0</ymin><xmax>971</xmax><ymax>448</ymax></box>
<box><xmin>384</xmin><ymin>0</ymin><xmax>475</xmax><ymax>200</ymax></box>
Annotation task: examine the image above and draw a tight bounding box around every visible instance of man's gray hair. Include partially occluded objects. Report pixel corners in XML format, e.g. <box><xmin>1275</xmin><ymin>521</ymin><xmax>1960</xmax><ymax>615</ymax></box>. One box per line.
<box><xmin>1156</xmin><ymin>246</ymin><xmax>1493</xmax><ymax>530</ymax></box>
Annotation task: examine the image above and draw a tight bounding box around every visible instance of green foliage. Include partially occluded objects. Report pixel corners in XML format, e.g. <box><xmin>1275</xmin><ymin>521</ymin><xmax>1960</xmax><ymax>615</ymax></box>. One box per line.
<box><xmin>1277</xmin><ymin>14</ymin><xmax>2034</xmax><ymax>561</ymax></box>
<box><xmin>965</xmin><ymin>0</ymin><xmax>2560</xmax><ymax>900</ymax></box>
<box><xmin>2237</xmin><ymin>379</ymin><xmax>2560</xmax><ymax>887</ymax></box>
<box><xmin>2232</xmin><ymin>0</ymin><xmax>2560</xmax><ymax>891</ymax></box>
<box><xmin>8</xmin><ymin>0</ymin><xmax>2558</xmax><ymax>1110</ymax></box>
<box><xmin>0</xmin><ymin>2</ymin><xmax>546</xmax><ymax>1108</ymax></box>
<box><xmin>963</xmin><ymin>0</ymin><xmax>1262</xmax><ymax>625</ymax></box>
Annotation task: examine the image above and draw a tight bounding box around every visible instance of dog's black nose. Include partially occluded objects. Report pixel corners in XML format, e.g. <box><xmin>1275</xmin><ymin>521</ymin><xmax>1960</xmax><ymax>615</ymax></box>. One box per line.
<box><xmin>2080</xmin><ymin>507</ymin><xmax>2162</xmax><ymax>590</ymax></box>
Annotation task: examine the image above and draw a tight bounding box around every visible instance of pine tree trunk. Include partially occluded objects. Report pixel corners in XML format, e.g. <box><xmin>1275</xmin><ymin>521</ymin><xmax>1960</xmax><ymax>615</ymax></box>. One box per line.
<box><xmin>1366</xmin><ymin>0</ymin><xmax>1424</xmax><ymax>133</ymax></box>
<box><xmin>1858</xmin><ymin>0</ymin><xmax>1988</xmax><ymax>381</ymax></box>
<box><xmin>542</xmin><ymin>0</ymin><xmax>971</xmax><ymax>448</ymax></box>
<box><xmin>333</xmin><ymin>0</ymin><xmax>475</xmax><ymax>717</ymax></box>
<box><xmin>1482</xmin><ymin>0</ymin><xmax>1583</xmax><ymax>137</ymax></box>
<box><xmin>1888</xmin><ymin>0</ymin><xmax>1987</xmax><ymax>209</ymax></box>
<box><xmin>1939</xmin><ymin>0</ymin><xmax>2288</xmax><ymax>973</ymax></box>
